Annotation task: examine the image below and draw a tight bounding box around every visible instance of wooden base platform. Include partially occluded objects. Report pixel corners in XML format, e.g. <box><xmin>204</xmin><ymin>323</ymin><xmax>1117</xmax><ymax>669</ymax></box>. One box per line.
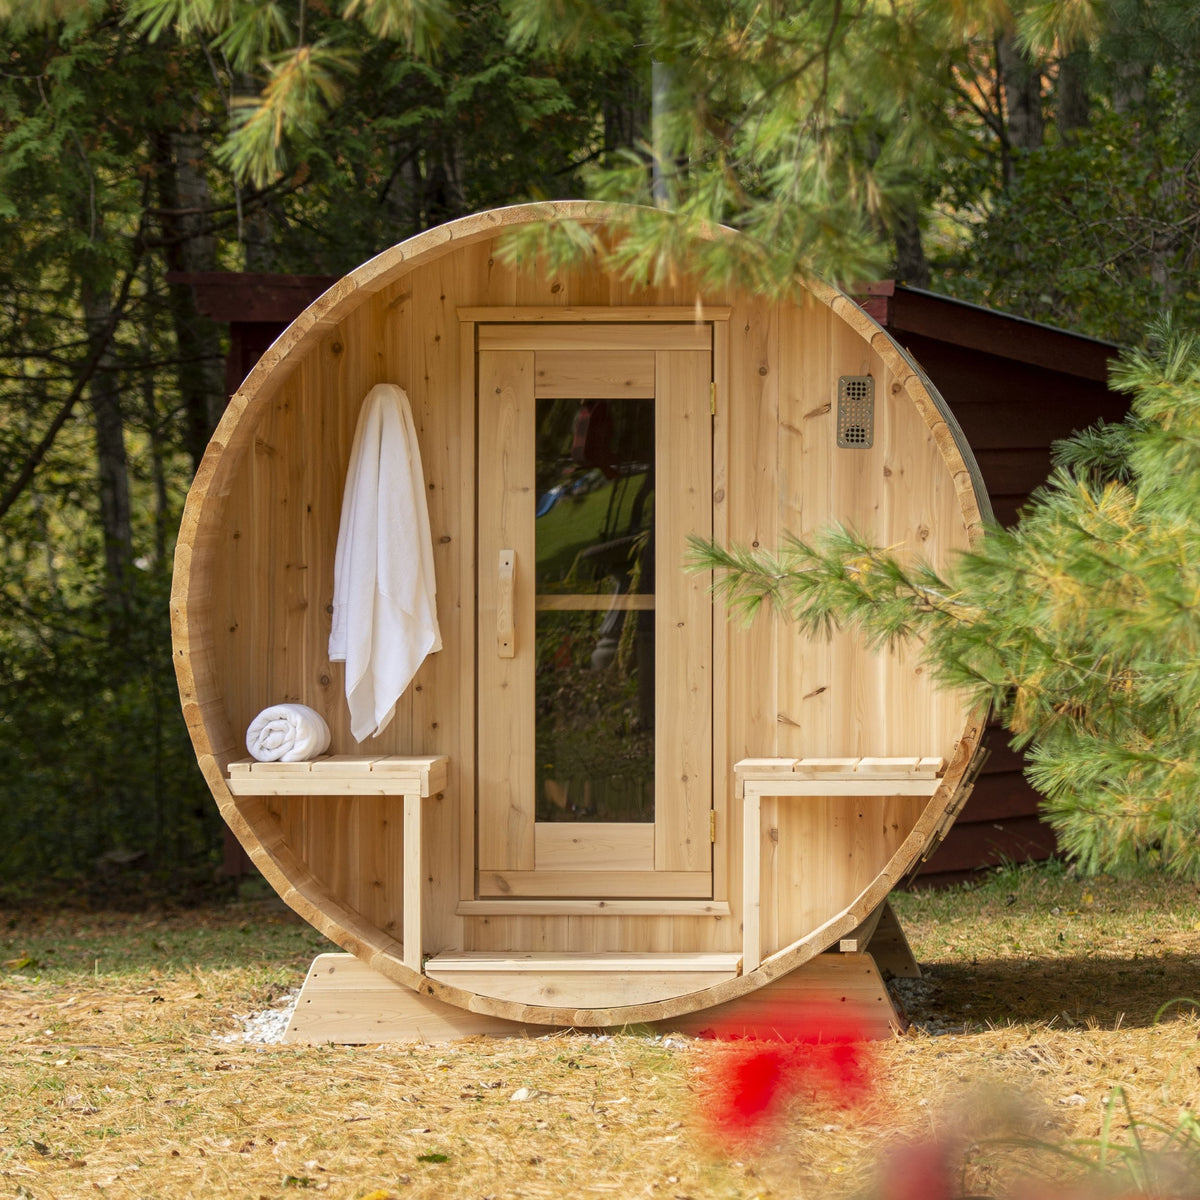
<box><xmin>284</xmin><ymin>952</ymin><xmax>904</xmax><ymax>1044</ymax></box>
<box><xmin>424</xmin><ymin>950</ymin><xmax>743</xmax><ymax>1008</ymax></box>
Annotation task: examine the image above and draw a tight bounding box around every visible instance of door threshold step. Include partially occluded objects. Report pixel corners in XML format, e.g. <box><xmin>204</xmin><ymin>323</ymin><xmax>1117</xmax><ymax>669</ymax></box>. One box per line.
<box><xmin>424</xmin><ymin>951</ymin><xmax>742</xmax><ymax>1009</ymax></box>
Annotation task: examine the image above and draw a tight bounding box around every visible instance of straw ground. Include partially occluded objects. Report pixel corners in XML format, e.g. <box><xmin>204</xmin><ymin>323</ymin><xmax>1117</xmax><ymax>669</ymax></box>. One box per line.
<box><xmin>2</xmin><ymin>864</ymin><xmax>1199</xmax><ymax>1199</ymax></box>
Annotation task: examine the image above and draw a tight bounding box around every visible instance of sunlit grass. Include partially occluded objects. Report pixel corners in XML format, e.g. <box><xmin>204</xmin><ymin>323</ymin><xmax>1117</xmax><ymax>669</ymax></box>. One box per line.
<box><xmin>0</xmin><ymin>892</ymin><xmax>333</xmax><ymax>984</ymax></box>
<box><xmin>895</xmin><ymin>859</ymin><xmax>1200</xmax><ymax>965</ymax></box>
<box><xmin>2</xmin><ymin>865</ymin><xmax>1199</xmax><ymax>1198</ymax></box>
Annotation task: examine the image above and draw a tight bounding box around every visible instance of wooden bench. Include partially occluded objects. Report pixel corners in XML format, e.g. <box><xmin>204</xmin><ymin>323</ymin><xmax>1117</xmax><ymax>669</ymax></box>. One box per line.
<box><xmin>736</xmin><ymin>756</ymin><xmax>944</xmax><ymax>972</ymax></box>
<box><xmin>226</xmin><ymin>754</ymin><xmax>448</xmax><ymax>796</ymax></box>
<box><xmin>227</xmin><ymin>755</ymin><xmax>449</xmax><ymax>973</ymax></box>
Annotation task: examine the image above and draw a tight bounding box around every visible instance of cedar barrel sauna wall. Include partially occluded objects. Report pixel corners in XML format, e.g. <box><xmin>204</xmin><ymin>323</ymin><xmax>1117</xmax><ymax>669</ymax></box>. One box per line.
<box><xmin>178</xmin><ymin>273</ymin><xmax>1125</xmax><ymax>884</ymax></box>
<box><xmin>174</xmin><ymin>203</ymin><xmax>987</xmax><ymax>1021</ymax></box>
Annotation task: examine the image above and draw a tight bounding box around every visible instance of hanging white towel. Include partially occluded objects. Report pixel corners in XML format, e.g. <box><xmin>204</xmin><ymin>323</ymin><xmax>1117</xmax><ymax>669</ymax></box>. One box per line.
<box><xmin>328</xmin><ymin>383</ymin><xmax>443</xmax><ymax>742</ymax></box>
<box><xmin>246</xmin><ymin>703</ymin><xmax>331</xmax><ymax>762</ymax></box>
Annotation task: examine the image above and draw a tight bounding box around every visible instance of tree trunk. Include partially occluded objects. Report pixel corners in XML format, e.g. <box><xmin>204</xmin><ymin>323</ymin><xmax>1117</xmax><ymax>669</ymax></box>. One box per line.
<box><xmin>155</xmin><ymin>130</ymin><xmax>228</xmax><ymax>471</ymax></box>
<box><xmin>1110</xmin><ymin>56</ymin><xmax>1151</xmax><ymax>117</ymax></box>
<box><xmin>891</xmin><ymin>202</ymin><xmax>930</xmax><ymax>288</ymax></box>
<box><xmin>380</xmin><ymin>144</ymin><xmax>422</xmax><ymax>237</ymax></box>
<box><xmin>997</xmin><ymin>33</ymin><xmax>1045</xmax><ymax>185</ymax></box>
<box><xmin>81</xmin><ymin>282</ymin><xmax>134</xmax><ymax>631</ymax></box>
<box><xmin>240</xmin><ymin>191</ymin><xmax>279</xmax><ymax>272</ymax></box>
<box><xmin>421</xmin><ymin>130</ymin><xmax>467</xmax><ymax>230</ymax></box>
<box><xmin>604</xmin><ymin>67</ymin><xmax>648</xmax><ymax>156</ymax></box>
<box><xmin>1056</xmin><ymin>48</ymin><xmax>1090</xmax><ymax>139</ymax></box>
<box><xmin>139</xmin><ymin>262</ymin><xmax>171</xmax><ymax>567</ymax></box>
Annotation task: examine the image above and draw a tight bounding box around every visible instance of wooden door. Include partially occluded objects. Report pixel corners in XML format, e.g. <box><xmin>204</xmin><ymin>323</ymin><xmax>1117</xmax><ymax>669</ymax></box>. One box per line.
<box><xmin>476</xmin><ymin>324</ymin><xmax>713</xmax><ymax>898</ymax></box>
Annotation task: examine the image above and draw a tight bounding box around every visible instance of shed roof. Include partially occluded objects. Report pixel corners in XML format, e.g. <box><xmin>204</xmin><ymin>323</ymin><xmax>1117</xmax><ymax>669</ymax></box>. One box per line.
<box><xmin>859</xmin><ymin>281</ymin><xmax>1120</xmax><ymax>382</ymax></box>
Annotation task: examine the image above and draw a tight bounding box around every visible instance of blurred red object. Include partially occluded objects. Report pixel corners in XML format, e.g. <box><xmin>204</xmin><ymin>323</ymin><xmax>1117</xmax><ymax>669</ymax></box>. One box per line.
<box><xmin>703</xmin><ymin>1001</ymin><xmax>876</xmax><ymax>1145</ymax></box>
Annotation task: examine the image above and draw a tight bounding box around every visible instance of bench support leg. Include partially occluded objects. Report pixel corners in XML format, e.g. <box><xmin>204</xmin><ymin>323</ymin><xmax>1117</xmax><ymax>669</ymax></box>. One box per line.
<box><xmin>403</xmin><ymin>792</ymin><xmax>422</xmax><ymax>974</ymax></box>
<box><xmin>742</xmin><ymin>789</ymin><xmax>761</xmax><ymax>973</ymax></box>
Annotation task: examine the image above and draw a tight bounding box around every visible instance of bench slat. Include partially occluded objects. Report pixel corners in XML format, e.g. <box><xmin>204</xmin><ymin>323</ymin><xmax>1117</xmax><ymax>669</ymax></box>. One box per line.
<box><xmin>735</xmin><ymin>755</ymin><xmax>944</xmax><ymax>781</ymax></box>
<box><xmin>226</xmin><ymin>755</ymin><xmax>449</xmax><ymax>797</ymax></box>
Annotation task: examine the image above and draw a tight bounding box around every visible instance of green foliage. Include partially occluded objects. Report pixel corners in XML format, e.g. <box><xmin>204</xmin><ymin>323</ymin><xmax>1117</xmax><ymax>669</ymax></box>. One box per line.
<box><xmin>219</xmin><ymin>40</ymin><xmax>358</xmax><ymax>185</ymax></box>
<box><xmin>938</xmin><ymin>97</ymin><xmax>1200</xmax><ymax>343</ymax></box>
<box><xmin>127</xmin><ymin>0</ymin><xmax>551</xmax><ymax>188</ymax></box>
<box><xmin>125</xmin><ymin>0</ymin><xmax>1009</xmax><ymax>289</ymax></box>
<box><xmin>501</xmin><ymin>0</ymin><xmax>995</xmax><ymax>290</ymax></box>
<box><xmin>1</xmin><ymin>0</ymin><xmax>1197</xmax><ymax>897</ymax></box>
<box><xmin>341</xmin><ymin>0</ymin><xmax>458</xmax><ymax>57</ymax></box>
<box><xmin>110</xmin><ymin>0</ymin><xmax>1200</xmax><ymax>314</ymax></box>
<box><xmin>928</xmin><ymin>1</ymin><xmax>1200</xmax><ymax>342</ymax></box>
<box><xmin>0</xmin><ymin>10</ymin><xmax>226</xmax><ymax>894</ymax></box>
<box><xmin>981</xmin><ymin>1085</ymin><xmax>1200</xmax><ymax>1197</ymax></box>
<box><xmin>0</xmin><ymin>563</ymin><xmax>221</xmax><ymax>897</ymax></box>
<box><xmin>0</xmin><ymin>2</ymin><xmax>655</xmax><ymax>899</ymax></box>
<box><xmin>505</xmin><ymin>0</ymin><xmax>634</xmax><ymax>61</ymax></box>
<box><xmin>692</xmin><ymin>319</ymin><xmax>1200</xmax><ymax>879</ymax></box>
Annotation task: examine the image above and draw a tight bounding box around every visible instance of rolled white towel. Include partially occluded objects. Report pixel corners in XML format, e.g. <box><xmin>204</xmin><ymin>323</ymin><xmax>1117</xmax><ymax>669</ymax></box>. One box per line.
<box><xmin>245</xmin><ymin>704</ymin><xmax>332</xmax><ymax>763</ymax></box>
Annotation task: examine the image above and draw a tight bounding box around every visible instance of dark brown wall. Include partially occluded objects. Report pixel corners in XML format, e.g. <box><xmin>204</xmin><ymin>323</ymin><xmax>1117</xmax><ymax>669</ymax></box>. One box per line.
<box><xmin>896</xmin><ymin>333</ymin><xmax>1128</xmax><ymax>527</ymax></box>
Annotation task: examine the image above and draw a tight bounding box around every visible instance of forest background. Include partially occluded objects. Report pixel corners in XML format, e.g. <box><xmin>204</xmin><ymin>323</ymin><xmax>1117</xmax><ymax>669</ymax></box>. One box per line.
<box><xmin>0</xmin><ymin>0</ymin><xmax>1197</xmax><ymax>903</ymax></box>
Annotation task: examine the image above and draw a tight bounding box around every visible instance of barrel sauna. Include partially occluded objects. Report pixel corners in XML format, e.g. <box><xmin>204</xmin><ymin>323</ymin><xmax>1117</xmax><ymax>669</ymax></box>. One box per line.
<box><xmin>172</xmin><ymin>202</ymin><xmax>990</xmax><ymax>1038</ymax></box>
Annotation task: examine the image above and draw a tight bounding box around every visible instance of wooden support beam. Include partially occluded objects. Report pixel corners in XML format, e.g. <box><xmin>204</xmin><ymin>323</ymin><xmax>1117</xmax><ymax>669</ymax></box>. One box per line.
<box><xmin>743</xmin><ymin>789</ymin><xmax>761</xmax><ymax>973</ymax></box>
<box><xmin>284</xmin><ymin>952</ymin><xmax>902</xmax><ymax>1044</ymax></box>
<box><xmin>862</xmin><ymin>900</ymin><xmax>922</xmax><ymax>980</ymax></box>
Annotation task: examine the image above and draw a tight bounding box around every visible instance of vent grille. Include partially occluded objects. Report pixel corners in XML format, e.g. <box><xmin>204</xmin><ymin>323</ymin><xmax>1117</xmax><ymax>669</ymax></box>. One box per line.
<box><xmin>837</xmin><ymin>375</ymin><xmax>874</xmax><ymax>449</ymax></box>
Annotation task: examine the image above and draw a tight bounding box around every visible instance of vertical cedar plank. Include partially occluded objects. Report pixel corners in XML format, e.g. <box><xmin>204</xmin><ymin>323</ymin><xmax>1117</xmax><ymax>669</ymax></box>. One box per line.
<box><xmin>654</xmin><ymin>348</ymin><xmax>713</xmax><ymax>873</ymax></box>
<box><xmin>767</xmin><ymin>308</ymin><xmax>870</xmax><ymax>954</ymax></box>
<box><xmin>705</xmin><ymin>316</ymin><xmax>732</xmax><ymax>951</ymax></box>
<box><xmin>742</xmin><ymin>790</ymin><xmax>761</xmax><ymax>970</ymax></box>
<box><xmin>777</xmin><ymin>296</ymin><xmax>833</xmax><ymax>757</ymax></box>
<box><xmin>404</xmin><ymin>258</ymin><xmax>467</xmax><ymax>954</ymax></box>
<box><xmin>724</xmin><ymin>298</ymin><xmax>778</xmax><ymax>764</ymax></box>
<box><xmin>827</xmin><ymin>316</ymin><xmax>877</xmax><ymax>759</ymax></box>
<box><xmin>768</xmin><ymin>299</ymin><xmax>838</xmax><ymax>952</ymax></box>
<box><xmin>475</xmin><ymin>349</ymin><xmax>537</xmax><ymax>873</ymax></box>
<box><xmin>403</xmin><ymin>793</ymin><xmax>422</xmax><ymax>970</ymax></box>
<box><xmin>465</xmin><ymin>241</ymin><xmax>524</xmax><ymax>951</ymax></box>
<box><xmin>382</xmin><ymin>794</ymin><xmax>406</xmax><ymax>941</ymax></box>
<box><xmin>313</xmin><ymin>310</ymin><xmax>351</xmax><ymax>740</ymax></box>
<box><xmin>724</xmin><ymin>297</ymin><xmax>779</xmax><ymax>950</ymax></box>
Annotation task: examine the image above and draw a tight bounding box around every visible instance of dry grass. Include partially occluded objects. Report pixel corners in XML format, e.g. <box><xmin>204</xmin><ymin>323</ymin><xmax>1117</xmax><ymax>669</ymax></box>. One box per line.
<box><xmin>2</xmin><ymin>868</ymin><xmax>1199</xmax><ymax>1200</ymax></box>
<box><xmin>2</xmin><ymin>974</ymin><xmax>735</xmax><ymax>1200</ymax></box>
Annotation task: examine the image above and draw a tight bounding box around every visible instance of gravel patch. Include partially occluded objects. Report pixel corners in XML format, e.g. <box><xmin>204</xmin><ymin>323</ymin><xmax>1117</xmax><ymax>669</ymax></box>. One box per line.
<box><xmin>215</xmin><ymin>989</ymin><xmax>299</xmax><ymax>1044</ymax></box>
<box><xmin>889</xmin><ymin>971</ymin><xmax>969</xmax><ymax>1036</ymax></box>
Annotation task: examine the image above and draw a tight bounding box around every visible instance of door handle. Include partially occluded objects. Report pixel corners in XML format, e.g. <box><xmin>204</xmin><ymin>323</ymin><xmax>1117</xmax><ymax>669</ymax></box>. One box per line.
<box><xmin>497</xmin><ymin>549</ymin><xmax>515</xmax><ymax>658</ymax></box>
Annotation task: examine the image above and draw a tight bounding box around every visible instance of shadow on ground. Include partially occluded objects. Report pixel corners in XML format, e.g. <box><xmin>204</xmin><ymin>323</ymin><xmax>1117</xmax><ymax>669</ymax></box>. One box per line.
<box><xmin>913</xmin><ymin>954</ymin><xmax>1200</xmax><ymax>1029</ymax></box>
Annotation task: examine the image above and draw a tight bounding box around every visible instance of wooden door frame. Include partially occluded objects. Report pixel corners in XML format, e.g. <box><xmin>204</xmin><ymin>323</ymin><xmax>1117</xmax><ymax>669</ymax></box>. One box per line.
<box><xmin>458</xmin><ymin>308</ymin><xmax>731</xmax><ymax>909</ymax></box>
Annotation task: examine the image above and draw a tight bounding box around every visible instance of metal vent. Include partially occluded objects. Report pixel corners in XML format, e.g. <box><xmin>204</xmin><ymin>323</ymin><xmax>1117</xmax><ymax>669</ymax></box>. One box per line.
<box><xmin>837</xmin><ymin>375</ymin><xmax>874</xmax><ymax>449</ymax></box>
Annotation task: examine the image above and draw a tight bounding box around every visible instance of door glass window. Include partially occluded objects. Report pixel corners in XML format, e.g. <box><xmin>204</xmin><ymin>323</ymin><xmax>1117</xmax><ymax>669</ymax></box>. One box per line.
<box><xmin>533</xmin><ymin>395</ymin><xmax>655</xmax><ymax>822</ymax></box>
